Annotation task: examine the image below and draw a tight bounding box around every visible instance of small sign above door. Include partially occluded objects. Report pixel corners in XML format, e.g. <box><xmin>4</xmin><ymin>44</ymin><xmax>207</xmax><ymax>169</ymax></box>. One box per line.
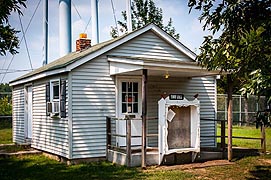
<box><xmin>169</xmin><ymin>94</ymin><xmax>184</xmax><ymax>100</ymax></box>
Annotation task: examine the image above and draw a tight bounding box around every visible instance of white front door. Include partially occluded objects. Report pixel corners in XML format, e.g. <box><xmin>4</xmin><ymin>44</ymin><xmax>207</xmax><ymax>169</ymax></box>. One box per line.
<box><xmin>116</xmin><ymin>77</ymin><xmax>142</xmax><ymax>147</ymax></box>
<box><xmin>26</xmin><ymin>86</ymin><xmax>33</xmax><ymax>139</ymax></box>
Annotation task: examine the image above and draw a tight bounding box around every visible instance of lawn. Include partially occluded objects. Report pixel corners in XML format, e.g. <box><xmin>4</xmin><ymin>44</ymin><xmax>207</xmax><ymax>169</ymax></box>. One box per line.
<box><xmin>0</xmin><ymin>154</ymin><xmax>195</xmax><ymax>180</ymax></box>
<box><xmin>0</xmin><ymin>154</ymin><xmax>270</xmax><ymax>179</ymax></box>
<box><xmin>0</xmin><ymin>120</ymin><xmax>12</xmax><ymax>144</ymax></box>
<box><xmin>0</xmin><ymin>124</ymin><xmax>271</xmax><ymax>179</ymax></box>
<box><xmin>217</xmin><ymin>125</ymin><xmax>271</xmax><ymax>151</ymax></box>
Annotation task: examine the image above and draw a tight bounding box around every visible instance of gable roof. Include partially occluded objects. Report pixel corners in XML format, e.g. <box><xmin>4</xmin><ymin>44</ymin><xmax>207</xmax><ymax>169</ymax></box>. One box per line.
<box><xmin>10</xmin><ymin>24</ymin><xmax>197</xmax><ymax>86</ymax></box>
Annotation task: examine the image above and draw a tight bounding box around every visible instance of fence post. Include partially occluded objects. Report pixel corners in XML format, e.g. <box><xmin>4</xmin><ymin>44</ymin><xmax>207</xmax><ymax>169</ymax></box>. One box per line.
<box><xmin>261</xmin><ymin>125</ymin><xmax>266</xmax><ymax>154</ymax></box>
<box><xmin>126</xmin><ymin>115</ymin><xmax>131</xmax><ymax>167</ymax></box>
<box><xmin>239</xmin><ymin>95</ymin><xmax>242</xmax><ymax>126</ymax></box>
<box><xmin>221</xmin><ymin>120</ymin><xmax>226</xmax><ymax>158</ymax></box>
<box><xmin>106</xmin><ymin>117</ymin><xmax>111</xmax><ymax>159</ymax></box>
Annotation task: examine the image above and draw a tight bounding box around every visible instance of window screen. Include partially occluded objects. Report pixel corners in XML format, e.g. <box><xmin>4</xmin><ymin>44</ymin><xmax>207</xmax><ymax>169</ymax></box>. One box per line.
<box><xmin>52</xmin><ymin>82</ymin><xmax>59</xmax><ymax>100</ymax></box>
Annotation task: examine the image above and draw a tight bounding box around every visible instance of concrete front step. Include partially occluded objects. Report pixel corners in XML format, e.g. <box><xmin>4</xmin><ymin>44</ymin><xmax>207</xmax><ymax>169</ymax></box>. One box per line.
<box><xmin>0</xmin><ymin>144</ymin><xmax>41</xmax><ymax>158</ymax></box>
<box><xmin>0</xmin><ymin>150</ymin><xmax>42</xmax><ymax>158</ymax></box>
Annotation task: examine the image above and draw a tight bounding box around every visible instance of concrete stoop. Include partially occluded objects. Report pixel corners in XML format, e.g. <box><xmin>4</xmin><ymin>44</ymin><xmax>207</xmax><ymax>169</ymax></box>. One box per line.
<box><xmin>0</xmin><ymin>144</ymin><xmax>42</xmax><ymax>158</ymax></box>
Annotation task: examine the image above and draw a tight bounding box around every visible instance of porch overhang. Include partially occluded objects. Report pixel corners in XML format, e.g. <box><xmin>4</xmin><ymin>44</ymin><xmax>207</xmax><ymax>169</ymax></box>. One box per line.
<box><xmin>108</xmin><ymin>56</ymin><xmax>221</xmax><ymax>78</ymax></box>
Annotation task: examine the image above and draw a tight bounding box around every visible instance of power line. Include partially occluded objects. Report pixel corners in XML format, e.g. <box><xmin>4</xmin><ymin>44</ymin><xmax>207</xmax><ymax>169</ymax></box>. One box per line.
<box><xmin>0</xmin><ymin>0</ymin><xmax>28</xmax><ymax>75</ymax></box>
<box><xmin>84</xmin><ymin>16</ymin><xmax>92</xmax><ymax>33</ymax></box>
<box><xmin>71</xmin><ymin>0</ymin><xmax>91</xmax><ymax>34</ymax></box>
<box><xmin>110</xmin><ymin>0</ymin><xmax>119</xmax><ymax>36</ymax></box>
<box><xmin>18</xmin><ymin>13</ymin><xmax>33</xmax><ymax>70</ymax></box>
<box><xmin>72</xmin><ymin>1</ymin><xmax>82</xmax><ymax>20</ymax></box>
<box><xmin>1</xmin><ymin>0</ymin><xmax>42</xmax><ymax>83</ymax></box>
<box><xmin>0</xmin><ymin>69</ymin><xmax>33</xmax><ymax>74</ymax></box>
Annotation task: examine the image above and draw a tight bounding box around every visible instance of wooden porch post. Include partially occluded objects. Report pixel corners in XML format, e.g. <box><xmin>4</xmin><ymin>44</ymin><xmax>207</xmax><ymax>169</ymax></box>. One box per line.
<box><xmin>261</xmin><ymin>125</ymin><xmax>266</xmax><ymax>154</ymax></box>
<box><xmin>106</xmin><ymin>117</ymin><xmax>111</xmax><ymax>159</ymax></box>
<box><xmin>221</xmin><ymin>119</ymin><xmax>226</xmax><ymax>158</ymax></box>
<box><xmin>126</xmin><ymin>116</ymin><xmax>131</xmax><ymax>167</ymax></box>
<box><xmin>227</xmin><ymin>74</ymin><xmax>233</xmax><ymax>161</ymax></box>
<box><xmin>141</xmin><ymin>69</ymin><xmax>147</xmax><ymax>168</ymax></box>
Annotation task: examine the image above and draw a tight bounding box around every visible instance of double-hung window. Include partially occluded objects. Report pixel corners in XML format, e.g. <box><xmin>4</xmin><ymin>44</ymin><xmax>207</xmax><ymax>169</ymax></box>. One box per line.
<box><xmin>51</xmin><ymin>80</ymin><xmax>60</xmax><ymax>114</ymax></box>
<box><xmin>46</xmin><ymin>79</ymin><xmax>66</xmax><ymax>118</ymax></box>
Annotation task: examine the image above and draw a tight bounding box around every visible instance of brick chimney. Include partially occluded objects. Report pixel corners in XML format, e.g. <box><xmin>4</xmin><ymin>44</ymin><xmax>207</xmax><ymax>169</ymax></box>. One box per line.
<box><xmin>76</xmin><ymin>33</ymin><xmax>91</xmax><ymax>51</ymax></box>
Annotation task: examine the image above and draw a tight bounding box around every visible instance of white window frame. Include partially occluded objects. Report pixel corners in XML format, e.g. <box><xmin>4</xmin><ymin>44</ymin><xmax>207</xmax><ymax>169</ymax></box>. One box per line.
<box><xmin>49</xmin><ymin>79</ymin><xmax>60</xmax><ymax>116</ymax></box>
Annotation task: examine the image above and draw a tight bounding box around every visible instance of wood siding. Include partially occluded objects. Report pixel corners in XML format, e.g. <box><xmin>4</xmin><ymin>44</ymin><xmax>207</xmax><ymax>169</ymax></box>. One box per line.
<box><xmin>12</xmin><ymin>28</ymin><xmax>216</xmax><ymax>161</ymax></box>
<box><xmin>107</xmin><ymin>30</ymin><xmax>216</xmax><ymax>147</ymax></box>
<box><xmin>147</xmin><ymin>76</ymin><xmax>216</xmax><ymax>147</ymax></box>
<box><xmin>108</xmin><ymin>31</ymin><xmax>191</xmax><ymax>62</ymax></box>
<box><xmin>12</xmin><ymin>86</ymin><xmax>25</xmax><ymax>144</ymax></box>
<box><xmin>12</xmin><ymin>77</ymin><xmax>69</xmax><ymax>158</ymax></box>
<box><xmin>31</xmin><ymin>79</ymin><xmax>69</xmax><ymax>158</ymax></box>
<box><xmin>71</xmin><ymin>56</ymin><xmax>116</xmax><ymax>159</ymax></box>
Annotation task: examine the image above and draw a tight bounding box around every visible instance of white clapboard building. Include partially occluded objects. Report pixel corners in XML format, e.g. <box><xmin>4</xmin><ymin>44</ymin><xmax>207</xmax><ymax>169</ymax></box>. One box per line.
<box><xmin>10</xmin><ymin>24</ymin><xmax>220</xmax><ymax>166</ymax></box>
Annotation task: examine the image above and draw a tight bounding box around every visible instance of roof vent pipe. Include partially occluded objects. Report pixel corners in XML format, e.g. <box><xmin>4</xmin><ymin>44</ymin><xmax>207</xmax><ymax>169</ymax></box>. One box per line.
<box><xmin>59</xmin><ymin>0</ymin><xmax>71</xmax><ymax>57</ymax></box>
<box><xmin>91</xmin><ymin>0</ymin><xmax>99</xmax><ymax>45</ymax></box>
<box><xmin>126</xmin><ymin>0</ymin><xmax>132</xmax><ymax>33</ymax></box>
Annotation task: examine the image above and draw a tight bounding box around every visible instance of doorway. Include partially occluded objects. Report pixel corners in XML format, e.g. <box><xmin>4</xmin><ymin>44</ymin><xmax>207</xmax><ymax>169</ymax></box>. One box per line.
<box><xmin>116</xmin><ymin>77</ymin><xmax>142</xmax><ymax>146</ymax></box>
<box><xmin>167</xmin><ymin>106</ymin><xmax>191</xmax><ymax>149</ymax></box>
<box><xmin>25</xmin><ymin>86</ymin><xmax>33</xmax><ymax>139</ymax></box>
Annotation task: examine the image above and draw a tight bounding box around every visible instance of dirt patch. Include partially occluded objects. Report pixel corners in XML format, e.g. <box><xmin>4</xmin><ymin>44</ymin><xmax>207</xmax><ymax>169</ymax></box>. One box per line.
<box><xmin>0</xmin><ymin>144</ymin><xmax>41</xmax><ymax>158</ymax></box>
<box><xmin>259</xmin><ymin>159</ymin><xmax>271</xmax><ymax>165</ymax></box>
<box><xmin>145</xmin><ymin>160</ymin><xmax>234</xmax><ymax>172</ymax></box>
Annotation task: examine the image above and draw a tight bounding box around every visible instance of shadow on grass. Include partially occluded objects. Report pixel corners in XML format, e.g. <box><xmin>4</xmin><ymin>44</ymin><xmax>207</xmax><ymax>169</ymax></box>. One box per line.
<box><xmin>247</xmin><ymin>165</ymin><xmax>271</xmax><ymax>180</ymax></box>
<box><xmin>0</xmin><ymin>155</ymin><xmax>146</xmax><ymax>180</ymax></box>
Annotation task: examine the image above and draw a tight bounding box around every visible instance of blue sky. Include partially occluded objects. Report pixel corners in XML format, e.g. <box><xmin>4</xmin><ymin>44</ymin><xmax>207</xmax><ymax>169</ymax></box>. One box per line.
<box><xmin>0</xmin><ymin>0</ymin><xmax>211</xmax><ymax>84</ymax></box>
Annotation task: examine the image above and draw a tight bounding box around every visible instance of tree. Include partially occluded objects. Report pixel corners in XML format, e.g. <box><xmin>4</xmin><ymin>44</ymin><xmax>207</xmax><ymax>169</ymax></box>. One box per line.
<box><xmin>0</xmin><ymin>0</ymin><xmax>26</xmax><ymax>56</ymax></box>
<box><xmin>0</xmin><ymin>83</ymin><xmax>12</xmax><ymax>93</ymax></box>
<box><xmin>0</xmin><ymin>83</ymin><xmax>12</xmax><ymax>116</ymax></box>
<box><xmin>110</xmin><ymin>0</ymin><xmax>180</xmax><ymax>40</ymax></box>
<box><xmin>0</xmin><ymin>96</ymin><xmax>12</xmax><ymax>116</ymax></box>
<box><xmin>188</xmin><ymin>0</ymin><xmax>271</xmax><ymax>160</ymax></box>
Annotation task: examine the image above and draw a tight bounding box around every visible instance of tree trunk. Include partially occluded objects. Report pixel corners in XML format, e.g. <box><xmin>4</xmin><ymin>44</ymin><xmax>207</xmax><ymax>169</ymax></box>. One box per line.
<box><xmin>227</xmin><ymin>74</ymin><xmax>233</xmax><ymax>161</ymax></box>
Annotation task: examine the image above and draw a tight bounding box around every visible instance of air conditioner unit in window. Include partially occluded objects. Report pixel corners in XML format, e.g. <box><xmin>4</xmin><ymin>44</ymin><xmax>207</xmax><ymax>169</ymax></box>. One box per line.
<box><xmin>47</xmin><ymin>101</ymin><xmax>59</xmax><ymax>116</ymax></box>
<box><xmin>52</xmin><ymin>102</ymin><xmax>59</xmax><ymax>113</ymax></box>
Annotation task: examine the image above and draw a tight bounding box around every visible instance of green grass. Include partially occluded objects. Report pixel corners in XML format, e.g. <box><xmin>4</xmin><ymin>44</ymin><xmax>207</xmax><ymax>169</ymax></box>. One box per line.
<box><xmin>0</xmin><ymin>154</ymin><xmax>270</xmax><ymax>179</ymax></box>
<box><xmin>0</xmin><ymin>145</ymin><xmax>28</xmax><ymax>153</ymax></box>
<box><xmin>0</xmin><ymin>124</ymin><xmax>271</xmax><ymax>179</ymax></box>
<box><xmin>217</xmin><ymin>125</ymin><xmax>271</xmax><ymax>151</ymax></box>
<box><xmin>192</xmin><ymin>154</ymin><xmax>271</xmax><ymax>180</ymax></box>
<box><xmin>0</xmin><ymin>128</ymin><xmax>12</xmax><ymax>144</ymax></box>
<box><xmin>0</xmin><ymin>155</ymin><xmax>195</xmax><ymax>180</ymax></box>
<box><xmin>0</xmin><ymin>120</ymin><xmax>12</xmax><ymax>144</ymax></box>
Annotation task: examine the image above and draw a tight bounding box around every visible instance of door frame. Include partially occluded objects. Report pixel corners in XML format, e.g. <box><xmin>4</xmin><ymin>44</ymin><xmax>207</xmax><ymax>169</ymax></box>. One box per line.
<box><xmin>115</xmin><ymin>76</ymin><xmax>142</xmax><ymax>146</ymax></box>
<box><xmin>24</xmin><ymin>84</ymin><xmax>33</xmax><ymax>140</ymax></box>
<box><xmin>116</xmin><ymin>76</ymin><xmax>142</xmax><ymax>119</ymax></box>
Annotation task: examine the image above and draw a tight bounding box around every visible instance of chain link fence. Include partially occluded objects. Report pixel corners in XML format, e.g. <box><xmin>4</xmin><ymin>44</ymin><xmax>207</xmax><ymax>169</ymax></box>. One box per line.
<box><xmin>217</xmin><ymin>94</ymin><xmax>266</xmax><ymax>125</ymax></box>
